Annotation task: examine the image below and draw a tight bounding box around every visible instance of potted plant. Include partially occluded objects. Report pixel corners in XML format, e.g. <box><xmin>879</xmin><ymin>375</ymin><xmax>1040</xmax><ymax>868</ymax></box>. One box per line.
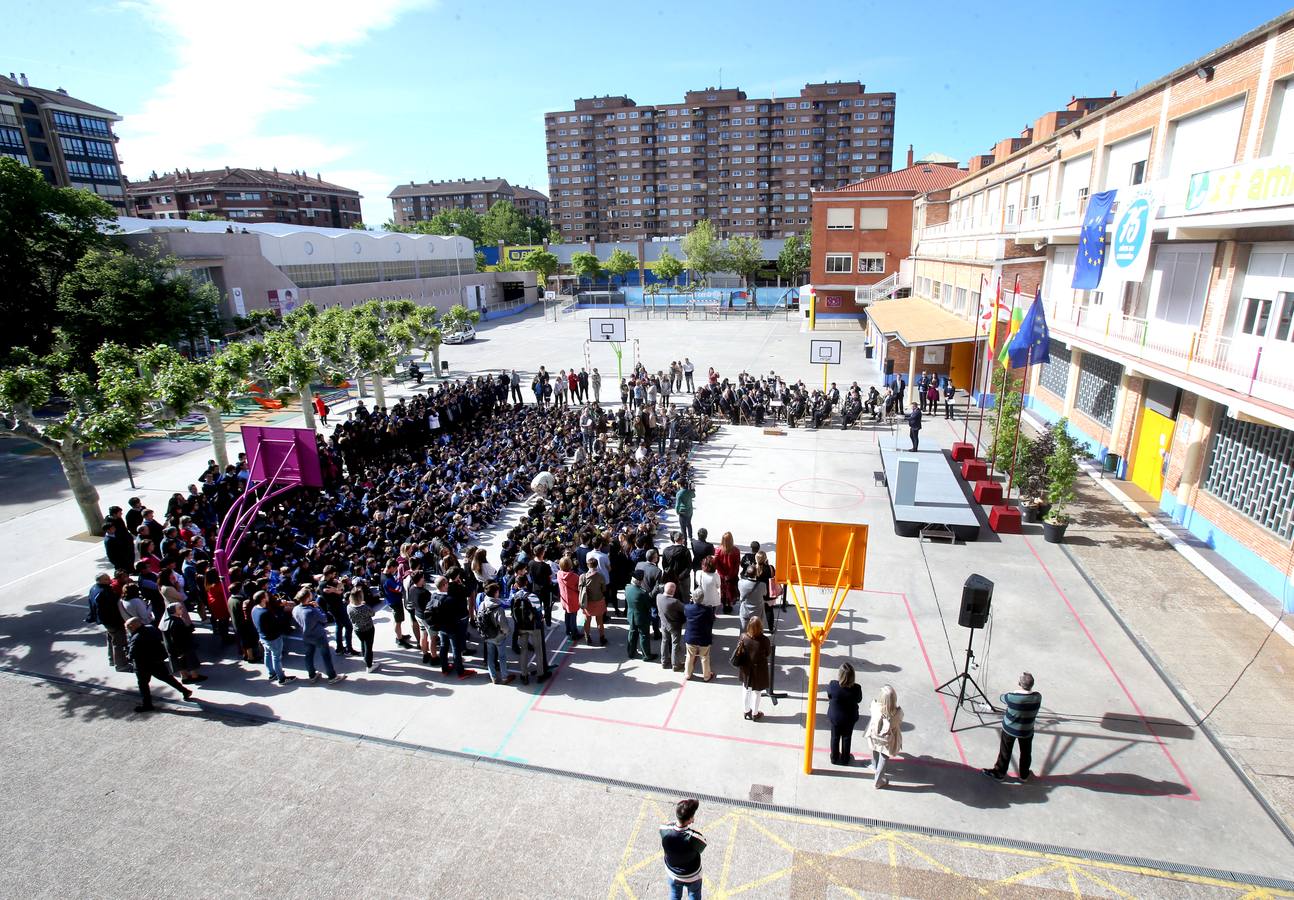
<box><xmin>1043</xmin><ymin>419</ymin><xmax>1086</xmax><ymax>542</ymax></box>
<box><xmin>1019</xmin><ymin>429</ymin><xmax>1056</xmax><ymax>522</ymax></box>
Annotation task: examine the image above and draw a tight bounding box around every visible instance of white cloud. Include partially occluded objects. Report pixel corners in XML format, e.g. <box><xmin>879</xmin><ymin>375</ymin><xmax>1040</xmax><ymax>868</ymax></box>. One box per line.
<box><xmin>115</xmin><ymin>0</ymin><xmax>431</xmax><ymax>224</ymax></box>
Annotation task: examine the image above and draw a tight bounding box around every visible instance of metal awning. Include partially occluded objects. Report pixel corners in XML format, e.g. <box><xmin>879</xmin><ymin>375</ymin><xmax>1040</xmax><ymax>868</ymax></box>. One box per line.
<box><xmin>866</xmin><ymin>298</ymin><xmax>983</xmax><ymax>347</ymax></box>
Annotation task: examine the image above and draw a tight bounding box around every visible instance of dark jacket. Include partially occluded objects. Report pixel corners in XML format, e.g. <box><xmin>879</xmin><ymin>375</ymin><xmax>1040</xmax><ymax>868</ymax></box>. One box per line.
<box><xmin>661</xmin><ymin>543</ymin><xmax>692</xmax><ymax>586</ymax></box>
<box><xmin>689</xmin><ymin>539</ymin><xmax>714</xmax><ymax>572</ymax></box>
<box><xmin>625</xmin><ymin>583</ymin><xmax>654</xmax><ymax>628</ymax></box>
<box><xmin>682</xmin><ymin>602</ymin><xmax>715</xmax><ymax>647</ymax></box>
<box><xmin>656</xmin><ymin>591</ymin><xmax>686</xmax><ymax>630</ymax></box>
<box><xmin>127</xmin><ymin>624</ymin><xmax>168</xmax><ymax>668</ymax></box>
<box><xmin>251</xmin><ymin>604</ymin><xmax>291</xmax><ymax>641</ymax></box>
<box><xmin>659</xmin><ymin>824</ymin><xmax>707</xmax><ymax>880</ymax></box>
<box><xmin>735</xmin><ymin>633</ymin><xmax>771</xmax><ymax>691</ymax></box>
<box><xmin>91</xmin><ymin>583</ymin><xmax>123</xmax><ymax>629</ymax></box>
<box><xmin>827</xmin><ymin>679</ymin><xmax>863</xmax><ymax>726</ymax></box>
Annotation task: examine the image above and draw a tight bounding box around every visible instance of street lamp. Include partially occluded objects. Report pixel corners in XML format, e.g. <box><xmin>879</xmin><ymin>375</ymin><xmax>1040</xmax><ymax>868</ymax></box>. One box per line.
<box><xmin>450</xmin><ymin>222</ymin><xmax>464</xmax><ymax>308</ymax></box>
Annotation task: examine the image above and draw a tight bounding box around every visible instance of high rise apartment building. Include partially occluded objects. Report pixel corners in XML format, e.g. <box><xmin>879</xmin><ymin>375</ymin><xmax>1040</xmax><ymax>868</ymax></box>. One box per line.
<box><xmin>388</xmin><ymin>178</ymin><xmax>549</xmax><ymax>227</ymax></box>
<box><xmin>545</xmin><ymin>81</ymin><xmax>896</xmax><ymax>242</ymax></box>
<box><xmin>0</xmin><ymin>72</ymin><xmax>129</xmax><ymax>210</ymax></box>
<box><xmin>128</xmin><ymin>167</ymin><xmax>363</xmax><ymax>227</ymax></box>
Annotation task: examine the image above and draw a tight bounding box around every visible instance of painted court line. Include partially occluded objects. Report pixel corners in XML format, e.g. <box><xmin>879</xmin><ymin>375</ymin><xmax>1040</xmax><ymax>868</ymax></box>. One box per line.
<box><xmin>1023</xmin><ymin>536</ymin><xmax>1199</xmax><ymax>801</ymax></box>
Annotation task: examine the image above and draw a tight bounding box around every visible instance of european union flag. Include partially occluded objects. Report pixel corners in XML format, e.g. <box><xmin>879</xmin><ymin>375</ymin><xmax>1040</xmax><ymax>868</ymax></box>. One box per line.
<box><xmin>1072</xmin><ymin>189</ymin><xmax>1117</xmax><ymax>290</ymax></box>
<box><xmin>1007</xmin><ymin>289</ymin><xmax>1050</xmax><ymax>368</ymax></box>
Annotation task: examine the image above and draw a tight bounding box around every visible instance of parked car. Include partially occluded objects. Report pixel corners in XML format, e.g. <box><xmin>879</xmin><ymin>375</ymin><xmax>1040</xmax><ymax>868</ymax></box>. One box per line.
<box><xmin>443</xmin><ymin>324</ymin><xmax>476</xmax><ymax>344</ymax></box>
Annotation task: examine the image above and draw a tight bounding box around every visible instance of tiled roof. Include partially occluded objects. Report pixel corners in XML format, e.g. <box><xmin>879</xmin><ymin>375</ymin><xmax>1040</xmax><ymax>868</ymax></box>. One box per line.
<box><xmin>827</xmin><ymin>164</ymin><xmax>967</xmax><ymax>195</ymax></box>
<box><xmin>0</xmin><ymin>75</ymin><xmax>118</xmax><ymax>116</ymax></box>
<box><xmin>512</xmin><ymin>186</ymin><xmax>549</xmax><ymax>201</ymax></box>
<box><xmin>389</xmin><ymin>178</ymin><xmax>512</xmax><ymax>199</ymax></box>
<box><xmin>127</xmin><ymin>167</ymin><xmax>359</xmax><ymax>195</ymax></box>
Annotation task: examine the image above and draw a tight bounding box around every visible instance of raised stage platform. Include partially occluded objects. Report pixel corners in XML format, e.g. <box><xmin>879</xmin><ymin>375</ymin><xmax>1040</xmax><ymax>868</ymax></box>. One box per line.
<box><xmin>879</xmin><ymin>444</ymin><xmax>982</xmax><ymax>541</ymax></box>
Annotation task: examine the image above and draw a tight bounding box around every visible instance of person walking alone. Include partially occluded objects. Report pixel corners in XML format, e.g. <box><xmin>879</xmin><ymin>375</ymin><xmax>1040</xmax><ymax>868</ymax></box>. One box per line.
<box><xmin>982</xmin><ymin>672</ymin><xmax>1041</xmax><ymax>782</ymax></box>
<box><xmin>347</xmin><ymin>587</ymin><xmax>379</xmax><ymax>673</ymax></box>
<box><xmin>125</xmin><ymin>617</ymin><xmax>196</xmax><ymax>712</ymax></box>
<box><xmin>659</xmin><ymin>798</ymin><xmax>706</xmax><ymax>900</ymax></box>
<box><xmin>866</xmin><ymin>684</ymin><xmax>903</xmax><ymax>788</ymax></box>
<box><xmin>904</xmin><ymin>402</ymin><xmax>922</xmax><ymax>452</ymax></box>
<box><xmin>827</xmin><ymin>662</ymin><xmax>862</xmax><ymax>765</ymax></box>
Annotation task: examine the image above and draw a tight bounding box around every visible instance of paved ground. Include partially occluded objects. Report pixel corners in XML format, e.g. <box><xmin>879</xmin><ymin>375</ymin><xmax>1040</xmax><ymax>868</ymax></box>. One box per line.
<box><xmin>4</xmin><ymin>308</ymin><xmax>1294</xmax><ymax>894</ymax></box>
<box><xmin>3</xmin><ymin>671</ymin><xmax>1289</xmax><ymax>900</ymax></box>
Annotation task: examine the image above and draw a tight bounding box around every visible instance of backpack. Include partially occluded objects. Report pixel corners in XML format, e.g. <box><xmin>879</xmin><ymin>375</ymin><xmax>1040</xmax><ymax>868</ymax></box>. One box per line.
<box><xmin>512</xmin><ymin>590</ymin><xmax>538</xmax><ymax>630</ymax></box>
<box><xmin>478</xmin><ymin>604</ymin><xmax>504</xmax><ymax>640</ymax></box>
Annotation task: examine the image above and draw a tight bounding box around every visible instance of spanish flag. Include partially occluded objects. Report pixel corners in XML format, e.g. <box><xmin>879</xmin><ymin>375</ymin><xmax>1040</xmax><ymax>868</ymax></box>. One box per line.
<box><xmin>996</xmin><ymin>306</ymin><xmax>1025</xmax><ymax>368</ymax></box>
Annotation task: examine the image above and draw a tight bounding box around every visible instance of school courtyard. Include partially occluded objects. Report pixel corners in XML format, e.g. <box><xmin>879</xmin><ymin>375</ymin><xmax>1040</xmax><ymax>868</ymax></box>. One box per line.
<box><xmin>1</xmin><ymin>308</ymin><xmax>1292</xmax><ymax>898</ymax></box>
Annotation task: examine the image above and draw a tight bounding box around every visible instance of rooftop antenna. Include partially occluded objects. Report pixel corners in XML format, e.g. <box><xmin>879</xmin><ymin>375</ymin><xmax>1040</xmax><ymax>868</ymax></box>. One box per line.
<box><xmin>719</xmin><ymin>67</ymin><xmax>722</xmax><ymax>89</ymax></box>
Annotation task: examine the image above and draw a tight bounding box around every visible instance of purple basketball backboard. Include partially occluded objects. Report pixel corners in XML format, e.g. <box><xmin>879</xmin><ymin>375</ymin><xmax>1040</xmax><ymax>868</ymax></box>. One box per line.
<box><xmin>241</xmin><ymin>426</ymin><xmax>323</xmax><ymax>488</ymax></box>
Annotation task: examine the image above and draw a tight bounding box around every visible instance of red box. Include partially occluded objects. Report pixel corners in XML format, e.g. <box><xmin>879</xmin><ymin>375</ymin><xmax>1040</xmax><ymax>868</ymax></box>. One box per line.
<box><xmin>974</xmin><ymin>481</ymin><xmax>1003</xmax><ymax>505</ymax></box>
<box><xmin>961</xmin><ymin>459</ymin><xmax>988</xmax><ymax>481</ymax></box>
<box><xmin>989</xmin><ymin>505</ymin><xmax>1022</xmax><ymax>533</ymax></box>
<box><xmin>951</xmin><ymin>442</ymin><xmax>975</xmax><ymax>461</ymax></box>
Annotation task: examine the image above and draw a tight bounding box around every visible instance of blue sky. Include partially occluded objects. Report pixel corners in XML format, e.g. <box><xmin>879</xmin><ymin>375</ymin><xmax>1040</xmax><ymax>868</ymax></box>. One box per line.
<box><xmin>2</xmin><ymin>0</ymin><xmax>1288</xmax><ymax>226</ymax></box>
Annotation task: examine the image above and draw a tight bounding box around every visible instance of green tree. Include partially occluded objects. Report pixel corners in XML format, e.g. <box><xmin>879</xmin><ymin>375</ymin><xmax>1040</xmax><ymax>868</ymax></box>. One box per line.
<box><xmin>55</xmin><ymin>248</ymin><xmax>221</xmax><ymax>364</ymax></box>
<box><xmin>260</xmin><ymin>307</ymin><xmax>325</xmax><ymax>429</ymax></box>
<box><xmin>184</xmin><ymin>211</ymin><xmax>226</xmax><ymax>222</ymax></box>
<box><xmin>987</xmin><ymin>366</ymin><xmax>1026</xmax><ymax>478</ymax></box>
<box><xmin>650</xmin><ymin>248</ymin><xmax>685</xmax><ymax>288</ymax></box>
<box><xmin>723</xmin><ymin>236</ymin><xmax>765</xmax><ymax>304</ymax></box>
<box><xmin>481</xmin><ymin>200</ymin><xmax>527</xmax><ymax>246</ymax></box>
<box><xmin>230</xmin><ymin>308</ymin><xmax>282</xmax><ymax>335</ymax></box>
<box><xmin>0</xmin><ymin>157</ymin><xmax>116</xmax><ymax>356</ymax></box>
<box><xmin>349</xmin><ymin>221</ymin><xmax>370</xmax><ymax>230</ymax></box>
<box><xmin>522</xmin><ymin>214</ymin><xmax>553</xmax><ymax>243</ymax></box>
<box><xmin>680</xmin><ymin>220</ymin><xmax>723</xmax><ymax>286</ymax></box>
<box><xmin>0</xmin><ymin>343</ymin><xmax>163</xmax><ymax>534</ymax></box>
<box><xmin>421</xmin><ymin>208</ymin><xmax>484</xmax><ymax>245</ymax></box>
<box><xmin>442</xmin><ymin>304</ymin><xmax>481</xmax><ymax>333</ymax></box>
<box><xmin>525</xmin><ymin>249</ymin><xmax>559</xmax><ymax>290</ymax></box>
<box><xmin>473</xmin><ymin>250</ymin><xmax>487</xmax><ymax>272</ymax></box>
<box><xmin>381</xmin><ymin>220</ymin><xmax>412</xmax><ymax>233</ymax></box>
<box><xmin>777</xmin><ymin>232</ymin><xmax>811</xmax><ymax>284</ymax></box>
<box><xmin>604</xmin><ymin>248</ymin><xmax>639</xmax><ymax>288</ymax></box>
<box><xmin>570</xmin><ymin>251</ymin><xmax>604</xmax><ymax>286</ymax></box>
<box><xmin>1045</xmin><ymin>419</ymin><xmax>1086</xmax><ymax>524</ymax></box>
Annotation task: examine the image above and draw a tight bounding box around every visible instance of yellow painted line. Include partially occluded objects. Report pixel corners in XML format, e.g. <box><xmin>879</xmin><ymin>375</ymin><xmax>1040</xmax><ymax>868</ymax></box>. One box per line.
<box><xmin>995</xmin><ymin>862</ymin><xmax>1065</xmax><ymax>886</ymax></box>
<box><xmin>1073</xmin><ymin>865</ymin><xmax>1137</xmax><ymax>900</ymax></box>
<box><xmin>1064</xmin><ymin>861</ymin><xmax>1083</xmax><ymax>897</ymax></box>
<box><xmin>607</xmin><ymin>798</ymin><xmax>651</xmax><ymax>900</ymax></box>
<box><xmin>716</xmin><ymin>811</ymin><xmax>741</xmax><ymax>897</ymax></box>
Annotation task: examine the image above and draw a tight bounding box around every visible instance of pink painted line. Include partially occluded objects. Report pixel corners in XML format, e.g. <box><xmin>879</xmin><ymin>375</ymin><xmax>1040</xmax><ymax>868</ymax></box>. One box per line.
<box><xmin>1023</xmin><ymin>536</ymin><xmax>1200</xmax><ymax>801</ymax></box>
<box><xmin>662</xmin><ymin>678</ymin><xmax>687</xmax><ymax>729</ymax></box>
<box><xmin>901</xmin><ymin>591</ymin><xmax>969</xmax><ymax>766</ymax></box>
<box><xmin>535</xmin><ymin>705</ymin><xmax>832</xmax><ymax>754</ymax></box>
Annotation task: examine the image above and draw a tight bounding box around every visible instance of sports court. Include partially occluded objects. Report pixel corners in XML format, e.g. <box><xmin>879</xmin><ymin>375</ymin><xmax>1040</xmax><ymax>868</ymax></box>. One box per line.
<box><xmin>1</xmin><ymin>312</ymin><xmax>1291</xmax><ymax>882</ymax></box>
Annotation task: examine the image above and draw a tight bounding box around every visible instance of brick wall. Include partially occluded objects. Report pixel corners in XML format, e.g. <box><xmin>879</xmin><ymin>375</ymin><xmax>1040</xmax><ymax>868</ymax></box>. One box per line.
<box><xmin>1193</xmin><ymin>491</ymin><xmax>1294</xmax><ymax>568</ymax></box>
<box><xmin>1113</xmin><ymin>375</ymin><xmax>1145</xmax><ymax>462</ymax></box>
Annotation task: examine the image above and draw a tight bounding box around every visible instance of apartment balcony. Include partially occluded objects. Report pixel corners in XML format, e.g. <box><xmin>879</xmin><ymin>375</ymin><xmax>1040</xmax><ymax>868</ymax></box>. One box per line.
<box><xmin>1048</xmin><ymin>301</ymin><xmax>1294</xmax><ymax>423</ymax></box>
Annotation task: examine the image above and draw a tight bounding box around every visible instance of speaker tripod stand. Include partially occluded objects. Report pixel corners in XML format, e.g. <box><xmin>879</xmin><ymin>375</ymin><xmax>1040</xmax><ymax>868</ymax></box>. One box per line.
<box><xmin>935</xmin><ymin>628</ymin><xmax>996</xmax><ymax>732</ymax></box>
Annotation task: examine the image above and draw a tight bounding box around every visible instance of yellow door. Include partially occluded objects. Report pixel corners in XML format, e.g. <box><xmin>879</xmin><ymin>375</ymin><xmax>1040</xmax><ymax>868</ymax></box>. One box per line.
<box><xmin>1131</xmin><ymin>406</ymin><xmax>1175</xmax><ymax>500</ymax></box>
<box><xmin>949</xmin><ymin>342</ymin><xmax>974</xmax><ymax>389</ymax></box>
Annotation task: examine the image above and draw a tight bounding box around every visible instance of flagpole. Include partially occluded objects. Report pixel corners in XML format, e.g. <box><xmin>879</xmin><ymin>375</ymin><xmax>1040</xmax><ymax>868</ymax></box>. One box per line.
<box><xmin>972</xmin><ymin>276</ymin><xmax>1001</xmax><ymax>458</ymax></box>
<box><xmin>1004</xmin><ymin>343</ymin><xmax>1032</xmax><ymax>502</ymax></box>
<box><xmin>984</xmin><ymin>274</ymin><xmax>1021</xmax><ymax>480</ymax></box>
<box><xmin>963</xmin><ymin>273</ymin><xmax>987</xmax><ymax>445</ymax></box>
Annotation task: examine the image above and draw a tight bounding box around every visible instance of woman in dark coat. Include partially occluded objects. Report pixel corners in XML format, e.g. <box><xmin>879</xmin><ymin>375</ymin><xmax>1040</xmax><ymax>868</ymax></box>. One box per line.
<box><xmin>733</xmin><ymin>615</ymin><xmax>771</xmax><ymax>720</ymax></box>
<box><xmin>159</xmin><ymin>601</ymin><xmax>205</xmax><ymax>683</ymax></box>
<box><xmin>827</xmin><ymin>661</ymin><xmax>863</xmax><ymax>765</ymax></box>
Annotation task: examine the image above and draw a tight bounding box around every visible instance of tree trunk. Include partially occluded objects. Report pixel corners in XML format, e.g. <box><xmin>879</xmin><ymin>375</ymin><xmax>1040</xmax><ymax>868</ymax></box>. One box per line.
<box><xmin>431</xmin><ymin>344</ymin><xmax>441</xmax><ymax>379</ymax></box>
<box><xmin>59</xmin><ymin>443</ymin><xmax>104</xmax><ymax>536</ymax></box>
<box><xmin>299</xmin><ymin>385</ymin><xmax>317</xmax><ymax>430</ymax></box>
<box><xmin>199</xmin><ymin>405</ymin><xmax>229</xmax><ymax>470</ymax></box>
<box><xmin>372</xmin><ymin>372</ymin><xmax>386</xmax><ymax>408</ymax></box>
<box><xmin>356</xmin><ymin>374</ymin><xmax>368</xmax><ymax>398</ymax></box>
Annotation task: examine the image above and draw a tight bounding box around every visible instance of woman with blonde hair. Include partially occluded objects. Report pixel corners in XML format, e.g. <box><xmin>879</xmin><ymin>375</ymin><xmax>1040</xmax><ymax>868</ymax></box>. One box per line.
<box><xmin>714</xmin><ymin>531</ymin><xmax>741</xmax><ymax>614</ymax></box>
<box><xmin>866</xmin><ymin>684</ymin><xmax>904</xmax><ymax>788</ymax></box>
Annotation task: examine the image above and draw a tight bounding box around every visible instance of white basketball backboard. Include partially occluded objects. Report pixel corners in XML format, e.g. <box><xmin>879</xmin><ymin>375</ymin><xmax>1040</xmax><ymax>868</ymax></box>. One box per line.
<box><xmin>589</xmin><ymin>317</ymin><xmax>627</xmax><ymax>343</ymax></box>
<box><xmin>809</xmin><ymin>338</ymin><xmax>843</xmax><ymax>364</ymax></box>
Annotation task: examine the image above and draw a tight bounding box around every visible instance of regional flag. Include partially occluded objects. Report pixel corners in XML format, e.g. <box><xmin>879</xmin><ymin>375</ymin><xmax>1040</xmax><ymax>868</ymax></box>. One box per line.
<box><xmin>983</xmin><ymin>276</ymin><xmax>1005</xmax><ymax>355</ymax></box>
<box><xmin>1072</xmin><ymin>189</ymin><xmax>1117</xmax><ymax>290</ymax></box>
<box><xmin>1007</xmin><ymin>289</ymin><xmax>1051</xmax><ymax>368</ymax></box>
<box><xmin>995</xmin><ymin>306</ymin><xmax>1025</xmax><ymax>368</ymax></box>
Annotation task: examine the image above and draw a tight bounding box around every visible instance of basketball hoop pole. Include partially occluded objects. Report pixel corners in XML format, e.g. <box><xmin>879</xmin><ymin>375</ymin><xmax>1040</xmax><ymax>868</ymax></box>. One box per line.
<box><xmin>822</xmin><ymin>363</ymin><xmax>828</xmax><ymax>392</ymax></box>
<box><xmin>787</xmin><ymin>526</ymin><xmax>855</xmax><ymax>775</ymax></box>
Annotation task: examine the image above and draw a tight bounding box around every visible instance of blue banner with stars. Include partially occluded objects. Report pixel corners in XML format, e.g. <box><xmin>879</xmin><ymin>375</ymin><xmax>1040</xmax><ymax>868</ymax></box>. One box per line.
<box><xmin>1072</xmin><ymin>189</ymin><xmax>1117</xmax><ymax>290</ymax></box>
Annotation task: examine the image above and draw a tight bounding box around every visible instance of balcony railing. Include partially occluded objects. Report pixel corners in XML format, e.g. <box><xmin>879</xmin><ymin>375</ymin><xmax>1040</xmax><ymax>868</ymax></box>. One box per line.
<box><xmin>1046</xmin><ymin>301</ymin><xmax>1294</xmax><ymax>405</ymax></box>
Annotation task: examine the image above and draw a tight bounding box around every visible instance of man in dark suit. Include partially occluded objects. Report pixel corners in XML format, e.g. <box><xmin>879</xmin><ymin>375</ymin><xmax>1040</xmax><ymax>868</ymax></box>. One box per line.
<box><xmin>661</xmin><ymin>532</ymin><xmax>693</xmax><ymax>596</ymax></box>
<box><xmin>904</xmin><ymin>403</ymin><xmax>922</xmax><ymax>452</ymax></box>
<box><xmin>688</xmin><ymin>528</ymin><xmax>714</xmax><ymax>591</ymax></box>
<box><xmin>126</xmin><ymin>617</ymin><xmax>197</xmax><ymax>712</ymax></box>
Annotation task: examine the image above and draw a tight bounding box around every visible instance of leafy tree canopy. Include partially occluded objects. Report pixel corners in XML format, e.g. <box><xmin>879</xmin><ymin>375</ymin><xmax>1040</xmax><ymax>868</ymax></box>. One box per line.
<box><xmin>0</xmin><ymin>157</ymin><xmax>117</xmax><ymax>357</ymax></box>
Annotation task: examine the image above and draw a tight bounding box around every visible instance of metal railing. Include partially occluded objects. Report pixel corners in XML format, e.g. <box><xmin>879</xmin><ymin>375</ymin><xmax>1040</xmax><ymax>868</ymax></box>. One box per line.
<box><xmin>1047</xmin><ymin>301</ymin><xmax>1294</xmax><ymax>402</ymax></box>
<box><xmin>854</xmin><ymin>273</ymin><xmax>900</xmax><ymax>304</ymax></box>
